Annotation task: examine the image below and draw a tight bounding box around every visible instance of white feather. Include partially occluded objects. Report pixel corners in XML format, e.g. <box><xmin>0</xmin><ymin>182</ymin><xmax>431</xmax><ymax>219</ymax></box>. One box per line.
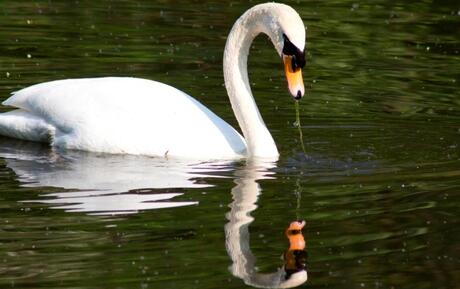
<box><xmin>2</xmin><ymin>77</ymin><xmax>245</xmax><ymax>159</ymax></box>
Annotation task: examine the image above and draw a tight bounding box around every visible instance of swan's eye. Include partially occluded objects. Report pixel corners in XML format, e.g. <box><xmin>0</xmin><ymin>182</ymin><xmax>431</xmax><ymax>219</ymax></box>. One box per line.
<box><xmin>291</xmin><ymin>55</ymin><xmax>298</xmax><ymax>71</ymax></box>
<box><xmin>295</xmin><ymin>53</ymin><xmax>306</xmax><ymax>69</ymax></box>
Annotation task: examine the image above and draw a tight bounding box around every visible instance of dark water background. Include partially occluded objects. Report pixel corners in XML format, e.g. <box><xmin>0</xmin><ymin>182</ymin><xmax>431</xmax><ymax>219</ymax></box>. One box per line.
<box><xmin>0</xmin><ymin>0</ymin><xmax>459</xmax><ymax>288</ymax></box>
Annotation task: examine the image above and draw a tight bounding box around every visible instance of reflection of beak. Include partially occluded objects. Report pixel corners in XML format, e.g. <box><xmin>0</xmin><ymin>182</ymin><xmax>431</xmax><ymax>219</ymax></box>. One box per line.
<box><xmin>288</xmin><ymin>220</ymin><xmax>306</xmax><ymax>231</ymax></box>
<box><xmin>284</xmin><ymin>220</ymin><xmax>308</xmax><ymax>279</ymax></box>
<box><xmin>285</xmin><ymin>220</ymin><xmax>306</xmax><ymax>250</ymax></box>
<box><xmin>283</xmin><ymin>55</ymin><xmax>305</xmax><ymax>100</ymax></box>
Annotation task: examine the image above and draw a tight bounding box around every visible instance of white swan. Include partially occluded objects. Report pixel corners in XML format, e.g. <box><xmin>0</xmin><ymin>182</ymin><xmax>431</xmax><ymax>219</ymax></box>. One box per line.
<box><xmin>0</xmin><ymin>3</ymin><xmax>306</xmax><ymax>159</ymax></box>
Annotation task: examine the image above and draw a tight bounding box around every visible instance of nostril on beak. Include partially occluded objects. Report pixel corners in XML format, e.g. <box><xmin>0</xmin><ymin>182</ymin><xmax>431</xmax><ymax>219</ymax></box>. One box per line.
<box><xmin>294</xmin><ymin>90</ymin><xmax>302</xmax><ymax>100</ymax></box>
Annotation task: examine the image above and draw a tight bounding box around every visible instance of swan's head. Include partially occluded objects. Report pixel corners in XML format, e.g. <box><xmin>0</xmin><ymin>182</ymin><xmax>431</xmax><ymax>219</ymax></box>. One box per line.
<box><xmin>267</xmin><ymin>3</ymin><xmax>306</xmax><ymax>100</ymax></box>
<box><xmin>225</xmin><ymin>3</ymin><xmax>306</xmax><ymax>102</ymax></box>
<box><xmin>282</xmin><ymin>34</ymin><xmax>306</xmax><ymax>100</ymax></box>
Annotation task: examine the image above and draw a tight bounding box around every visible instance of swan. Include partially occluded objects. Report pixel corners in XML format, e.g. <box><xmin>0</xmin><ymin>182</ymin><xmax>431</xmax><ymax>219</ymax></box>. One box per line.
<box><xmin>0</xmin><ymin>3</ymin><xmax>306</xmax><ymax>159</ymax></box>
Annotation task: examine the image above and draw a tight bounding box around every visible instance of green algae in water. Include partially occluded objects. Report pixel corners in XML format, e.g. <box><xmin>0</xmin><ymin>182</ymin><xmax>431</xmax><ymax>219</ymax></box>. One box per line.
<box><xmin>294</xmin><ymin>100</ymin><xmax>306</xmax><ymax>155</ymax></box>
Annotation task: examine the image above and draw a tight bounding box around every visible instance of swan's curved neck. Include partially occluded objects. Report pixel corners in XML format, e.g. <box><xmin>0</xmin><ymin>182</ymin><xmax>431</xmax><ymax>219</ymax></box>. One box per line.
<box><xmin>223</xmin><ymin>6</ymin><xmax>282</xmax><ymax>158</ymax></box>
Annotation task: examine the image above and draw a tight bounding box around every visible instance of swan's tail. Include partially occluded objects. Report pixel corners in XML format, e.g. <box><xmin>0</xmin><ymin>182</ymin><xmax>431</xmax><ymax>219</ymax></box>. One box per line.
<box><xmin>0</xmin><ymin>109</ymin><xmax>53</xmax><ymax>142</ymax></box>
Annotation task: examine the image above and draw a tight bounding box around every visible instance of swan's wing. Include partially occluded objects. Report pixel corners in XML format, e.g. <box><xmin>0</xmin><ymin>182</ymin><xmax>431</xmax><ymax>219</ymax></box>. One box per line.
<box><xmin>2</xmin><ymin>77</ymin><xmax>246</xmax><ymax>158</ymax></box>
<box><xmin>0</xmin><ymin>109</ymin><xmax>54</xmax><ymax>142</ymax></box>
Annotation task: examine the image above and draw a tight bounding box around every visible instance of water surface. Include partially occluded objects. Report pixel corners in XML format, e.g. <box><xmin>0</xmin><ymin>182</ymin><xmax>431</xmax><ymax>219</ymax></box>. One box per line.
<box><xmin>0</xmin><ymin>1</ymin><xmax>459</xmax><ymax>288</ymax></box>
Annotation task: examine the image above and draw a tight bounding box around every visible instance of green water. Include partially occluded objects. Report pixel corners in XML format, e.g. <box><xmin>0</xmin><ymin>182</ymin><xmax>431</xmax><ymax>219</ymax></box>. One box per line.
<box><xmin>0</xmin><ymin>0</ymin><xmax>459</xmax><ymax>288</ymax></box>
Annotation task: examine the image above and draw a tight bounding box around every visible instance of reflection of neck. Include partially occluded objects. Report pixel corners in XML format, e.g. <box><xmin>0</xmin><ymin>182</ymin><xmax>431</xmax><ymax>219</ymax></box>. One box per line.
<box><xmin>225</xmin><ymin>162</ymin><xmax>262</xmax><ymax>280</ymax></box>
<box><xmin>225</xmin><ymin>159</ymin><xmax>307</xmax><ymax>288</ymax></box>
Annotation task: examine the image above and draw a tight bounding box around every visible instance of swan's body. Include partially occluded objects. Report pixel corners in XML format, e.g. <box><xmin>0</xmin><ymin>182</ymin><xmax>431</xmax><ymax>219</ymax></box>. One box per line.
<box><xmin>0</xmin><ymin>77</ymin><xmax>246</xmax><ymax>159</ymax></box>
<box><xmin>0</xmin><ymin>3</ymin><xmax>306</xmax><ymax>159</ymax></box>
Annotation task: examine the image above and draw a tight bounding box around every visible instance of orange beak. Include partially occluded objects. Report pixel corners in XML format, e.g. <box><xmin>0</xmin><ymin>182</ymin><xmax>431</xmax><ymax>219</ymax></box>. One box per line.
<box><xmin>283</xmin><ymin>55</ymin><xmax>305</xmax><ymax>100</ymax></box>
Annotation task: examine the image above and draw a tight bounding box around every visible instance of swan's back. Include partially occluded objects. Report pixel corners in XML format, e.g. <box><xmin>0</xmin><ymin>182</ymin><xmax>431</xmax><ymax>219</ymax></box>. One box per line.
<box><xmin>1</xmin><ymin>77</ymin><xmax>246</xmax><ymax>159</ymax></box>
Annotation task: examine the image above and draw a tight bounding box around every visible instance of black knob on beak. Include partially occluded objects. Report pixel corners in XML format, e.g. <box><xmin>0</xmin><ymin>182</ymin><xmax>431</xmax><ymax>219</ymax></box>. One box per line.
<box><xmin>294</xmin><ymin>90</ymin><xmax>302</xmax><ymax>100</ymax></box>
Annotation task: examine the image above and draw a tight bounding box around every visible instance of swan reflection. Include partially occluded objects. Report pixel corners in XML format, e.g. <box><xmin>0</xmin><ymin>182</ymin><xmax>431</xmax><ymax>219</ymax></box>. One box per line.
<box><xmin>226</xmin><ymin>160</ymin><xmax>308</xmax><ymax>288</ymax></box>
<box><xmin>1</xmin><ymin>139</ymin><xmax>308</xmax><ymax>287</ymax></box>
<box><xmin>0</xmin><ymin>138</ymin><xmax>232</xmax><ymax>215</ymax></box>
